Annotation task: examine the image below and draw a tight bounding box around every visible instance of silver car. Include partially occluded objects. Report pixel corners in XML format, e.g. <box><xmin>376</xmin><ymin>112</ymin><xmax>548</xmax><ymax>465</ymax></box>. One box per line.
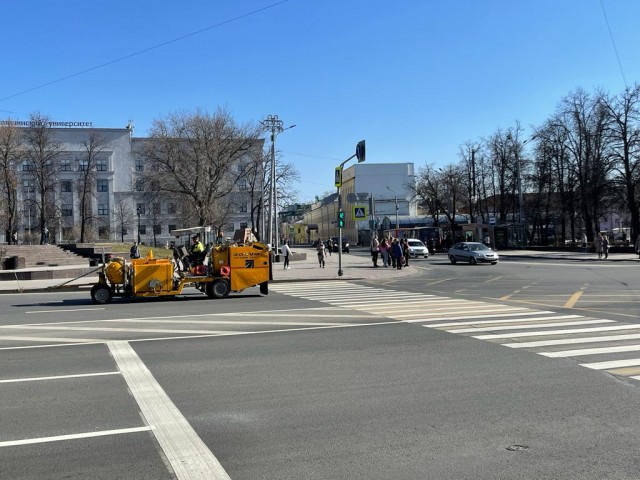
<box><xmin>448</xmin><ymin>242</ymin><xmax>499</xmax><ymax>265</ymax></box>
<box><xmin>407</xmin><ymin>239</ymin><xmax>428</xmax><ymax>258</ymax></box>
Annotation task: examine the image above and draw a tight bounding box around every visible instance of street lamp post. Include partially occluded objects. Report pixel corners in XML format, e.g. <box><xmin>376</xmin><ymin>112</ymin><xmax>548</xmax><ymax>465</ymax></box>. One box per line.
<box><xmin>261</xmin><ymin>115</ymin><xmax>295</xmax><ymax>259</ymax></box>
<box><xmin>136</xmin><ymin>207</ymin><xmax>141</xmax><ymax>244</ymax></box>
<box><xmin>386</xmin><ymin>186</ymin><xmax>399</xmax><ymax>237</ymax></box>
<box><xmin>509</xmin><ymin>134</ymin><xmax>537</xmax><ymax>244</ymax></box>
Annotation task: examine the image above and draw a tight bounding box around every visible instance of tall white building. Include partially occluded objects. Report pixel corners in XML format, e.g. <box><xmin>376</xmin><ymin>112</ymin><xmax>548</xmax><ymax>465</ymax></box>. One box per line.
<box><xmin>13</xmin><ymin>124</ymin><xmax>262</xmax><ymax>245</ymax></box>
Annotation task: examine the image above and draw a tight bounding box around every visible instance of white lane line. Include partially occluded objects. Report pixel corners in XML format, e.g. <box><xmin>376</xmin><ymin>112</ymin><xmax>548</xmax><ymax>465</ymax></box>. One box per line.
<box><xmin>0</xmin><ymin>371</ymin><xmax>120</xmax><ymax>384</ymax></box>
<box><xmin>474</xmin><ymin>324</ymin><xmax>640</xmax><ymax>340</ymax></box>
<box><xmin>0</xmin><ymin>335</ymin><xmax>103</xmax><ymax>343</ymax></box>
<box><xmin>580</xmin><ymin>358</ymin><xmax>640</xmax><ymax>370</ymax></box>
<box><xmin>399</xmin><ymin>310</ymin><xmax>553</xmax><ymax>322</ymax></box>
<box><xmin>3</xmin><ymin>325</ymin><xmax>242</xmax><ymax>335</ymax></box>
<box><xmin>108</xmin><ymin>341</ymin><xmax>231</xmax><ymax>480</ymax></box>
<box><xmin>541</xmin><ymin>344</ymin><xmax>640</xmax><ymax>358</ymax></box>
<box><xmin>0</xmin><ymin>426</ymin><xmax>153</xmax><ymax>448</ymax></box>
<box><xmin>428</xmin><ymin>314</ymin><xmax>583</xmax><ymax>328</ymax></box>
<box><xmin>111</xmin><ymin>318</ymin><xmax>359</xmax><ymax>325</ymax></box>
<box><xmin>446</xmin><ymin>319</ymin><xmax>611</xmax><ymax>333</ymax></box>
<box><xmin>25</xmin><ymin>307</ymin><xmax>106</xmax><ymax>314</ymax></box>
<box><xmin>0</xmin><ymin>342</ymin><xmax>102</xmax><ymax>351</ymax></box>
<box><xmin>503</xmin><ymin>333</ymin><xmax>640</xmax><ymax>349</ymax></box>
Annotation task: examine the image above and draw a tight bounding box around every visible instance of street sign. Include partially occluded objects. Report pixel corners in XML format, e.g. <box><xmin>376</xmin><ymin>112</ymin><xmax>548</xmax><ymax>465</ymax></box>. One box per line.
<box><xmin>353</xmin><ymin>206</ymin><xmax>367</xmax><ymax>220</ymax></box>
<box><xmin>335</xmin><ymin>167</ymin><xmax>342</xmax><ymax>187</ymax></box>
<box><xmin>489</xmin><ymin>217</ymin><xmax>496</xmax><ymax>226</ymax></box>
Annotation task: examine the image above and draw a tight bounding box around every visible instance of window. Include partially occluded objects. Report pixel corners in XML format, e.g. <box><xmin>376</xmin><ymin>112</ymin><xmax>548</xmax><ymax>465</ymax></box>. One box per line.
<box><xmin>153</xmin><ymin>225</ymin><xmax>162</xmax><ymax>235</ymax></box>
<box><xmin>168</xmin><ymin>224</ymin><xmax>177</xmax><ymax>233</ymax></box>
<box><xmin>135</xmin><ymin>159</ymin><xmax>144</xmax><ymax>172</ymax></box>
<box><xmin>136</xmin><ymin>203</ymin><xmax>145</xmax><ymax>215</ymax></box>
<box><xmin>97</xmin><ymin>179</ymin><xmax>108</xmax><ymax>192</ymax></box>
<box><xmin>152</xmin><ymin>203</ymin><xmax>160</xmax><ymax>215</ymax></box>
<box><xmin>96</xmin><ymin>159</ymin><xmax>108</xmax><ymax>171</ymax></box>
<box><xmin>61</xmin><ymin>159</ymin><xmax>72</xmax><ymax>171</ymax></box>
<box><xmin>22</xmin><ymin>161</ymin><xmax>34</xmax><ymax>171</ymax></box>
<box><xmin>240</xmin><ymin>204</ymin><xmax>248</xmax><ymax>213</ymax></box>
<box><xmin>237</xmin><ymin>164</ymin><xmax>244</xmax><ymax>173</ymax></box>
<box><xmin>238</xmin><ymin>179</ymin><xmax>247</xmax><ymax>191</ymax></box>
<box><xmin>62</xmin><ymin>204</ymin><xmax>73</xmax><ymax>216</ymax></box>
<box><xmin>167</xmin><ymin>203</ymin><xmax>176</xmax><ymax>214</ymax></box>
<box><xmin>135</xmin><ymin>179</ymin><xmax>144</xmax><ymax>192</ymax></box>
<box><xmin>98</xmin><ymin>226</ymin><xmax>109</xmax><ymax>239</ymax></box>
<box><xmin>78</xmin><ymin>159</ymin><xmax>89</xmax><ymax>171</ymax></box>
<box><xmin>98</xmin><ymin>203</ymin><xmax>109</xmax><ymax>215</ymax></box>
<box><xmin>139</xmin><ymin>225</ymin><xmax>146</xmax><ymax>235</ymax></box>
<box><xmin>240</xmin><ymin>222</ymin><xmax>248</xmax><ymax>229</ymax></box>
<box><xmin>22</xmin><ymin>179</ymin><xmax>35</xmax><ymax>193</ymax></box>
<box><xmin>121</xmin><ymin>228</ymin><xmax>128</xmax><ymax>235</ymax></box>
<box><xmin>61</xmin><ymin>181</ymin><xmax>72</xmax><ymax>193</ymax></box>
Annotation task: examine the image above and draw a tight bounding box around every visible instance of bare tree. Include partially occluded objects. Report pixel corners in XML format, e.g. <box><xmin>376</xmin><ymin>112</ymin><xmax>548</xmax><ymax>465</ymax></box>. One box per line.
<box><xmin>77</xmin><ymin>131</ymin><xmax>108</xmax><ymax>242</ymax></box>
<box><xmin>113</xmin><ymin>199</ymin><xmax>134</xmax><ymax>243</ymax></box>
<box><xmin>0</xmin><ymin>122</ymin><xmax>22</xmax><ymax>243</ymax></box>
<box><xmin>140</xmin><ymin>107</ymin><xmax>264</xmax><ymax>227</ymax></box>
<box><xmin>22</xmin><ymin>113</ymin><xmax>63</xmax><ymax>244</ymax></box>
<box><xmin>601</xmin><ymin>84</ymin><xmax>640</xmax><ymax>243</ymax></box>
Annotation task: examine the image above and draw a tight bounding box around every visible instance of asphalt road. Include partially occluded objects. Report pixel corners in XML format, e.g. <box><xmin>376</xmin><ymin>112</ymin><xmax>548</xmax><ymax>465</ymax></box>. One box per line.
<box><xmin>2</xmin><ymin>258</ymin><xmax>640</xmax><ymax>479</ymax></box>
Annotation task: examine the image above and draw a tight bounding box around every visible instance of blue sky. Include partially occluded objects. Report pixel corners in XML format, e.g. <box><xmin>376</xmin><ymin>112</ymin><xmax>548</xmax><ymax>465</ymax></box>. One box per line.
<box><xmin>1</xmin><ymin>1</ymin><xmax>638</xmax><ymax>202</ymax></box>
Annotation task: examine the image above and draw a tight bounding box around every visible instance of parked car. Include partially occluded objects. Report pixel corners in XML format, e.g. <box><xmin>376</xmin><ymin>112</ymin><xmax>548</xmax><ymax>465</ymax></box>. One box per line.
<box><xmin>330</xmin><ymin>236</ymin><xmax>350</xmax><ymax>253</ymax></box>
<box><xmin>407</xmin><ymin>239</ymin><xmax>429</xmax><ymax>258</ymax></box>
<box><xmin>448</xmin><ymin>242</ymin><xmax>499</xmax><ymax>265</ymax></box>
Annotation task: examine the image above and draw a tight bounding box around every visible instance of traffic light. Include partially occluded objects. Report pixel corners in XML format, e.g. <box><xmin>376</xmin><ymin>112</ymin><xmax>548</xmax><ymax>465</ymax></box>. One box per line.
<box><xmin>337</xmin><ymin>210</ymin><xmax>345</xmax><ymax>228</ymax></box>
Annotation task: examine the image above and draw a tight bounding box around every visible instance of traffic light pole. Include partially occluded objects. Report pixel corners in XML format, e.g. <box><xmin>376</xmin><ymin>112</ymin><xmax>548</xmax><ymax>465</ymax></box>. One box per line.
<box><xmin>336</xmin><ymin>141</ymin><xmax>366</xmax><ymax>277</ymax></box>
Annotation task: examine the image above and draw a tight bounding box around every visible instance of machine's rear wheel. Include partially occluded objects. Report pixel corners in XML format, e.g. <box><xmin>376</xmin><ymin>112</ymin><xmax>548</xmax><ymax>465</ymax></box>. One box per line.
<box><xmin>91</xmin><ymin>284</ymin><xmax>113</xmax><ymax>304</ymax></box>
<box><xmin>260</xmin><ymin>281</ymin><xmax>268</xmax><ymax>295</ymax></box>
<box><xmin>206</xmin><ymin>279</ymin><xmax>230</xmax><ymax>299</ymax></box>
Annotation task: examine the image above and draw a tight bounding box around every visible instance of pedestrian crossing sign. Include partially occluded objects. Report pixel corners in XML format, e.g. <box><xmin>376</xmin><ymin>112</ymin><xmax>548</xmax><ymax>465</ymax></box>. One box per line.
<box><xmin>353</xmin><ymin>206</ymin><xmax>367</xmax><ymax>220</ymax></box>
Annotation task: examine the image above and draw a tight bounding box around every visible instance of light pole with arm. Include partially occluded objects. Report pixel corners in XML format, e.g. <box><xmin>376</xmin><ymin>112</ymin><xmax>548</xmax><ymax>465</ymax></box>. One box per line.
<box><xmin>261</xmin><ymin>115</ymin><xmax>295</xmax><ymax>258</ymax></box>
<box><xmin>386</xmin><ymin>186</ymin><xmax>399</xmax><ymax>237</ymax></box>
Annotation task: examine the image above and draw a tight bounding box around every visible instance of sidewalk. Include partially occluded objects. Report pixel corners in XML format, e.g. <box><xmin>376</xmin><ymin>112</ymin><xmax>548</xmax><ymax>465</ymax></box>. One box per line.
<box><xmin>0</xmin><ymin>247</ymin><xmax>417</xmax><ymax>294</ymax></box>
<box><xmin>0</xmin><ymin>247</ymin><xmax>636</xmax><ymax>294</ymax></box>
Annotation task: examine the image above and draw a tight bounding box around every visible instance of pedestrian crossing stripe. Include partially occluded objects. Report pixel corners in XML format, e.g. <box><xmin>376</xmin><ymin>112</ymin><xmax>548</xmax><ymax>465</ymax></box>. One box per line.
<box><xmin>269</xmin><ymin>281</ymin><xmax>640</xmax><ymax>385</ymax></box>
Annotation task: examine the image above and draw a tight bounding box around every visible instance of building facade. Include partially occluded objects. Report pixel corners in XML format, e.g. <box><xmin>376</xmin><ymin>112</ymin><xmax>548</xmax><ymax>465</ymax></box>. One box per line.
<box><xmin>11</xmin><ymin>124</ymin><xmax>262</xmax><ymax>245</ymax></box>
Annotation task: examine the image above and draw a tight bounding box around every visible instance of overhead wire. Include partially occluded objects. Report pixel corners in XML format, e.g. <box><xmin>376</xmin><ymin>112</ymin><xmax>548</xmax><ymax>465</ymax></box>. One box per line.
<box><xmin>0</xmin><ymin>1</ymin><xmax>288</xmax><ymax>104</ymax></box>
<box><xmin>599</xmin><ymin>0</ymin><xmax>627</xmax><ymax>88</ymax></box>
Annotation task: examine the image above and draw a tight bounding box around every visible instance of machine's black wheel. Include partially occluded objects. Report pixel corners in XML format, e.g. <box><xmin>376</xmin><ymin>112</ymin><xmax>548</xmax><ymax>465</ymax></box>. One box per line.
<box><xmin>206</xmin><ymin>279</ymin><xmax>230</xmax><ymax>299</ymax></box>
<box><xmin>449</xmin><ymin>255</ymin><xmax>457</xmax><ymax>264</ymax></box>
<box><xmin>91</xmin><ymin>284</ymin><xmax>113</xmax><ymax>304</ymax></box>
<box><xmin>260</xmin><ymin>281</ymin><xmax>268</xmax><ymax>295</ymax></box>
<box><xmin>469</xmin><ymin>257</ymin><xmax>477</xmax><ymax>265</ymax></box>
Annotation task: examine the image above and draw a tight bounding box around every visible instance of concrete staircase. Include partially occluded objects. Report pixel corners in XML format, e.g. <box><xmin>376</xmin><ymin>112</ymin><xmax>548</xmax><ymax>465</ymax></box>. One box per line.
<box><xmin>1</xmin><ymin>244</ymin><xmax>89</xmax><ymax>268</ymax></box>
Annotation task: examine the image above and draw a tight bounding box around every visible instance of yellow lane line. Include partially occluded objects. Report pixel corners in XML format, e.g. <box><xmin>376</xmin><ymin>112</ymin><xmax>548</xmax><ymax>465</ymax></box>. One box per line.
<box><xmin>564</xmin><ymin>290</ymin><xmax>584</xmax><ymax>308</ymax></box>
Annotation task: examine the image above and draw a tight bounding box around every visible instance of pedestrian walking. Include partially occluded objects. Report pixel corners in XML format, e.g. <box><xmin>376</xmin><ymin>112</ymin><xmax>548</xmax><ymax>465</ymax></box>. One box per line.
<box><xmin>317</xmin><ymin>240</ymin><xmax>326</xmax><ymax>268</ymax></box>
<box><xmin>326</xmin><ymin>238</ymin><xmax>333</xmax><ymax>256</ymax></box>
<box><xmin>392</xmin><ymin>238</ymin><xmax>404</xmax><ymax>270</ymax></box>
<box><xmin>402</xmin><ymin>238</ymin><xmax>410</xmax><ymax>267</ymax></box>
<box><xmin>282</xmin><ymin>240</ymin><xmax>292</xmax><ymax>269</ymax></box>
<box><xmin>379</xmin><ymin>238</ymin><xmax>389</xmax><ymax>267</ymax></box>
<box><xmin>371</xmin><ymin>236</ymin><xmax>380</xmax><ymax>267</ymax></box>
<box><xmin>594</xmin><ymin>233</ymin><xmax>602</xmax><ymax>259</ymax></box>
<box><xmin>602</xmin><ymin>234</ymin><xmax>610</xmax><ymax>260</ymax></box>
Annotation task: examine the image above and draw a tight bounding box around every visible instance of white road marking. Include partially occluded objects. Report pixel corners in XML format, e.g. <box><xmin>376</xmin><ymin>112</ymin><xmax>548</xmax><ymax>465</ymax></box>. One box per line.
<box><xmin>399</xmin><ymin>310</ymin><xmax>552</xmax><ymax>322</ymax></box>
<box><xmin>0</xmin><ymin>371</ymin><xmax>120</xmax><ymax>383</ymax></box>
<box><xmin>474</xmin><ymin>324</ymin><xmax>640</xmax><ymax>340</ymax></box>
<box><xmin>0</xmin><ymin>335</ymin><xmax>102</xmax><ymax>343</ymax></box>
<box><xmin>448</xmin><ymin>319</ymin><xmax>611</xmax><ymax>333</ymax></box>
<box><xmin>541</xmin><ymin>344</ymin><xmax>640</xmax><ymax>358</ymax></box>
<box><xmin>503</xmin><ymin>333</ymin><xmax>640</xmax><ymax>349</ymax></box>
<box><xmin>0</xmin><ymin>426</ymin><xmax>153</xmax><ymax>448</ymax></box>
<box><xmin>25</xmin><ymin>307</ymin><xmax>106</xmax><ymax>314</ymax></box>
<box><xmin>580</xmin><ymin>358</ymin><xmax>640</xmax><ymax>370</ymax></box>
<box><xmin>428</xmin><ymin>314</ymin><xmax>583</xmax><ymax>328</ymax></box>
<box><xmin>3</xmin><ymin>325</ymin><xmax>242</xmax><ymax>335</ymax></box>
<box><xmin>108</xmin><ymin>341</ymin><xmax>232</xmax><ymax>479</ymax></box>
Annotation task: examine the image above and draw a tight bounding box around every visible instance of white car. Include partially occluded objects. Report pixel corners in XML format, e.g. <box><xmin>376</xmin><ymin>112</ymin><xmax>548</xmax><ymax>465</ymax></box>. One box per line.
<box><xmin>407</xmin><ymin>239</ymin><xmax>429</xmax><ymax>258</ymax></box>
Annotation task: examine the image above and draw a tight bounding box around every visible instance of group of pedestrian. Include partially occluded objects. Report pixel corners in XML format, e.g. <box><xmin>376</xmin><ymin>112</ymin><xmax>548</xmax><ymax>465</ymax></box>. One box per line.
<box><xmin>594</xmin><ymin>232</ymin><xmax>610</xmax><ymax>260</ymax></box>
<box><xmin>370</xmin><ymin>236</ymin><xmax>410</xmax><ymax>270</ymax></box>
